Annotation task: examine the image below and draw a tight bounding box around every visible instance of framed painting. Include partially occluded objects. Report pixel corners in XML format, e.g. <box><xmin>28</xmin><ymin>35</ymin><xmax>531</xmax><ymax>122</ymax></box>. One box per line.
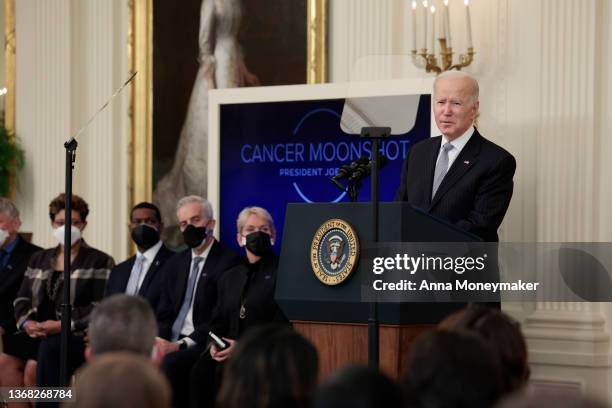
<box><xmin>129</xmin><ymin>0</ymin><xmax>327</xmax><ymax>242</ymax></box>
<box><xmin>3</xmin><ymin>0</ymin><xmax>16</xmax><ymax>198</ymax></box>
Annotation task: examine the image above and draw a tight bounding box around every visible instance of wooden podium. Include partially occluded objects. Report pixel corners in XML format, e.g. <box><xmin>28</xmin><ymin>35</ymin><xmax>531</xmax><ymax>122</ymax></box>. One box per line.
<box><xmin>275</xmin><ymin>203</ymin><xmax>479</xmax><ymax>379</ymax></box>
<box><xmin>292</xmin><ymin>321</ymin><xmax>432</xmax><ymax>379</ymax></box>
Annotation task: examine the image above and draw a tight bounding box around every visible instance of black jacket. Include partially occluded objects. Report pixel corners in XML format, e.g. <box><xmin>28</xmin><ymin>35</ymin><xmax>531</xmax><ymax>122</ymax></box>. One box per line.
<box><xmin>209</xmin><ymin>254</ymin><xmax>287</xmax><ymax>340</ymax></box>
<box><xmin>396</xmin><ymin>130</ymin><xmax>516</xmax><ymax>242</ymax></box>
<box><xmin>14</xmin><ymin>242</ymin><xmax>114</xmax><ymax>331</ymax></box>
<box><xmin>0</xmin><ymin>236</ymin><xmax>42</xmax><ymax>334</ymax></box>
<box><xmin>105</xmin><ymin>243</ymin><xmax>175</xmax><ymax>311</ymax></box>
<box><xmin>156</xmin><ymin>240</ymin><xmax>243</xmax><ymax>344</ymax></box>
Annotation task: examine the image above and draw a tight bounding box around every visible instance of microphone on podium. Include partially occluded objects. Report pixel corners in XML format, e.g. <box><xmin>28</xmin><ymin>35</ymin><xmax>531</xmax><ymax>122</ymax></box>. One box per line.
<box><xmin>330</xmin><ymin>156</ymin><xmax>370</xmax><ymax>191</ymax></box>
<box><xmin>348</xmin><ymin>155</ymin><xmax>389</xmax><ymax>183</ymax></box>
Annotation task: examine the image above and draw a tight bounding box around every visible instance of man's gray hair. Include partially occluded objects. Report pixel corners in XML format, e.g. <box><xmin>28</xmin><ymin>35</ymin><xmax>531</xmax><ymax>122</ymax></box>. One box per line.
<box><xmin>88</xmin><ymin>294</ymin><xmax>158</xmax><ymax>357</ymax></box>
<box><xmin>0</xmin><ymin>198</ymin><xmax>19</xmax><ymax>218</ymax></box>
<box><xmin>176</xmin><ymin>195</ymin><xmax>214</xmax><ymax>220</ymax></box>
<box><xmin>434</xmin><ymin>70</ymin><xmax>479</xmax><ymax>101</ymax></box>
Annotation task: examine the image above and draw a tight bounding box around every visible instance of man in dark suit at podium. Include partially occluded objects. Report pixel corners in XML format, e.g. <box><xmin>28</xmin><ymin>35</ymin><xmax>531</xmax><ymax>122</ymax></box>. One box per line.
<box><xmin>105</xmin><ymin>202</ymin><xmax>174</xmax><ymax>310</ymax></box>
<box><xmin>396</xmin><ymin>71</ymin><xmax>516</xmax><ymax>242</ymax></box>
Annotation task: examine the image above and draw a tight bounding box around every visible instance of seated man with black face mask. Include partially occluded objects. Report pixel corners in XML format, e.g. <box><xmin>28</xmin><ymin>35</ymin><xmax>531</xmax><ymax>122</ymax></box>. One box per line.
<box><xmin>189</xmin><ymin>206</ymin><xmax>289</xmax><ymax>408</ymax></box>
<box><xmin>155</xmin><ymin>195</ymin><xmax>242</xmax><ymax>408</ymax></box>
<box><xmin>105</xmin><ymin>202</ymin><xmax>174</xmax><ymax>310</ymax></box>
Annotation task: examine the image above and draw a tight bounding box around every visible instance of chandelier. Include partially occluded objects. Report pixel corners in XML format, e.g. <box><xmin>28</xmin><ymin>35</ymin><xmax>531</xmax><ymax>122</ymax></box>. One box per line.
<box><xmin>411</xmin><ymin>0</ymin><xmax>475</xmax><ymax>74</ymax></box>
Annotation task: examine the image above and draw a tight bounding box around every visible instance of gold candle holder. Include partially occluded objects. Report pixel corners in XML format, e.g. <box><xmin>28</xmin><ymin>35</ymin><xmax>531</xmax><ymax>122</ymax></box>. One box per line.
<box><xmin>412</xmin><ymin>39</ymin><xmax>475</xmax><ymax>75</ymax></box>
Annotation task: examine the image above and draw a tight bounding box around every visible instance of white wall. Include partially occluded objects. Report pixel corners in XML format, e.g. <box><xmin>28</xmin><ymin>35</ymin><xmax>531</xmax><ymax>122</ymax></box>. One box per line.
<box><xmin>328</xmin><ymin>0</ymin><xmax>612</xmax><ymax>400</ymax></box>
<box><xmin>14</xmin><ymin>0</ymin><xmax>129</xmax><ymax>261</ymax></box>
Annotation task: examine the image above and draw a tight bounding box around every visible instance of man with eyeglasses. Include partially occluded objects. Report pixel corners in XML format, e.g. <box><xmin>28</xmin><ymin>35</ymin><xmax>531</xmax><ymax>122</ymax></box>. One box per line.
<box><xmin>105</xmin><ymin>202</ymin><xmax>175</xmax><ymax>311</ymax></box>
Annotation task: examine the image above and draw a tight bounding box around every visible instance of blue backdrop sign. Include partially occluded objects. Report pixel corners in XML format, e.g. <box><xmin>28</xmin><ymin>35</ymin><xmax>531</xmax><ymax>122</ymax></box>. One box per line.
<box><xmin>219</xmin><ymin>95</ymin><xmax>431</xmax><ymax>252</ymax></box>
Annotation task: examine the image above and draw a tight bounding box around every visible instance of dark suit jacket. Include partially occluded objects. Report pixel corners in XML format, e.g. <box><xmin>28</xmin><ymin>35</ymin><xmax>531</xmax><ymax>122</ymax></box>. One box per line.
<box><xmin>209</xmin><ymin>254</ymin><xmax>287</xmax><ymax>340</ymax></box>
<box><xmin>156</xmin><ymin>240</ymin><xmax>243</xmax><ymax>344</ymax></box>
<box><xmin>396</xmin><ymin>130</ymin><xmax>516</xmax><ymax>242</ymax></box>
<box><xmin>0</xmin><ymin>236</ymin><xmax>42</xmax><ymax>334</ymax></box>
<box><xmin>105</xmin><ymin>243</ymin><xmax>175</xmax><ymax>311</ymax></box>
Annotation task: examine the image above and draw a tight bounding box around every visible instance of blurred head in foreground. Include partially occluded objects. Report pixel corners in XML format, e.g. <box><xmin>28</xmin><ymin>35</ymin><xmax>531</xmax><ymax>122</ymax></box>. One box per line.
<box><xmin>440</xmin><ymin>305</ymin><xmax>530</xmax><ymax>394</ymax></box>
<box><xmin>69</xmin><ymin>352</ymin><xmax>170</xmax><ymax>408</ymax></box>
<box><xmin>217</xmin><ymin>324</ymin><xmax>319</xmax><ymax>408</ymax></box>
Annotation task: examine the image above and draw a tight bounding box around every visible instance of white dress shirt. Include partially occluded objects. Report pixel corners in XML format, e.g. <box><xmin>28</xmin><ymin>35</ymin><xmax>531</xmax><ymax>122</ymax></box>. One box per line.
<box><xmin>134</xmin><ymin>240</ymin><xmax>163</xmax><ymax>292</ymax></box>
<box><xmin>439</xmin><ymin>126</ymin><xmax>475</xmax><ymax>171</ymax></box>
<box><xmin>180</xmin><ymin>242</ymin><xmax>213</xmax><ymax>342</ymax></box>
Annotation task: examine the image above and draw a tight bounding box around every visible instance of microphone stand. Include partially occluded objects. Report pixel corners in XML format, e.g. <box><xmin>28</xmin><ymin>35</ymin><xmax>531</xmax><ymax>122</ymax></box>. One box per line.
<box><xmin>59</xmin><ymin>138</ymin><xmax>77</xmax><ymax>386</ymax></box>
<box><xmin>58</xmin><ymin>72</ymin><xmax>137</xmax><ymax>386</ymax></box>
<box><xmin>360</xmin><ymin>126</ymin><xmax>391</xmax><ymax>369</ymax></box>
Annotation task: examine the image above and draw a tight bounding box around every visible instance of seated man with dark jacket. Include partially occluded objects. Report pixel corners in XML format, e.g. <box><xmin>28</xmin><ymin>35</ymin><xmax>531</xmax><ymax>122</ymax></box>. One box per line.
<box><xmin>154</xmin><ymin>195</ymin><xmax>242</xmax><ymax>408</ymax></box>
<box><xmin>0</xmin><ymin>198</ymin><xmax>41</xmax><ymax>388</ymax></box>
<box><xmin>0</xmin><ymin>198</ymin><xmax>42</xmax><ymax>339</ymax></box>
<box><xmin>105</xmin><ymin>202</ymin><xmax>174</xmax><ymax>311</ymax></box>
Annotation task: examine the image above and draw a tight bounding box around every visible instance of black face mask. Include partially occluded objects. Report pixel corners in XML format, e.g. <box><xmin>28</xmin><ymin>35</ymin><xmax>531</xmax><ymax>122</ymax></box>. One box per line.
<box><xmin>183</xmin><ymin>224</ymin><xmax>209</xmax><ymax>248</ymax></box>
<box><xmin>245</xmin><ymin>231</ymin><xmax>273</xmax><ymax>256</ymax></box>
<box><xmin>131</xmin><ymin>224</ymin><xmax>160</xmax><ymax>251</ymax></box>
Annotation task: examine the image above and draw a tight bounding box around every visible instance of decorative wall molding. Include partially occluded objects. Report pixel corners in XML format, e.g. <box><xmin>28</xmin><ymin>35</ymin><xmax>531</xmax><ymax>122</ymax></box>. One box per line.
<box><xmin>529</xmin><ymin>377</ymin><xmax>584</xmax><ymax>395</ymax></box>
<box><xmin>329</xmin><ymin>0</ymin><xmax>416</xmax><ymax>82</ymax></box>
<box><xmin>15</xmin><ymin>0</ymin><xmax>129</xmax><ymax>260</ymax></box>
<box><xmin>15</xmin><ymin>0</ymin><xmax>71</xmax><ymax>245</ymax></box>
<box><xmin>536</xmin><ymin>0</ymin><xmax>597</xmax><ymax>243</ymax></box>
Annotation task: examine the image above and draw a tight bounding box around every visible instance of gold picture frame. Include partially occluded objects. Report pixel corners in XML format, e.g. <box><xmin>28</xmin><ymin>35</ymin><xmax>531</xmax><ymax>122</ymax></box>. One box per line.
<box><xmin>128</xmin><ymin>0</ymin><xmax>327</xmax><ymax>211</ymax></box>
<box><xmin>5</xmin><ymin>0</ymin><xmax>16</xmax><ymax>198</ymax></box>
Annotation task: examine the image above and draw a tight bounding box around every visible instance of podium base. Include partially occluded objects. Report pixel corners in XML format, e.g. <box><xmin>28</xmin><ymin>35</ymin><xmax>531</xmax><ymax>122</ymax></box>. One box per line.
<box><xmin>293</xmin><ymin>320</ymin><xmax>434</xmax><ymax>379</ymax></box>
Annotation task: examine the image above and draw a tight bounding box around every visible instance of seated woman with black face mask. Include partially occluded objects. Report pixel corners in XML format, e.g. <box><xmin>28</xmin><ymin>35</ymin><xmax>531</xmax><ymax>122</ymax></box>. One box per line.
<box><xmin>189</xmin><ymin>206</ymin><xmax>288</xmax><ymax>408</ymax></box>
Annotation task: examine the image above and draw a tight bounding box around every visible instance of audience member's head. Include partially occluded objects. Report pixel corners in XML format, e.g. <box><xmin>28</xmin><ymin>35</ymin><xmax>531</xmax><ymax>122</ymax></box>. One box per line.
<box><xmin>176</xmin><ymin>195</ymin><xmax>215</xmax><ymax>249</ymax></box>
<box><xmin>48</xmin><ymin>193</ymin><xmax>90</xmax><ymax>247</ymax></box>
<box><xmin>217</xmin><ymin>324</ymin><xmax>319</xmax><ymax>408</ymax></box>
<box><xmin>49</xmin><ymin>193</ymin><xmax>90</xmax><ymax>223</ymax></box>
<box><xmin>401</xmin><ymin>330</ymin><xmax>503</xmax><ymax>408</ymax></box>
<box><xmin>0</xmin><ymin>197</ymin><xmax>21</xmax><ymax>248</ymax></box>
<box><xmin>312</xmin><ymin>365</ymin><xmax>404</xmax><ymax>408</ymax></box>
<box><xmin>236</xmin><ymin>206</ymin><xmax>276</xmax><ymax>261</ymax></box>
<box><xmin>129</xmin><ymin>202</ymin><xmax>163</xmax><ymax>251</ymax></box>
<box><xmin>86</xmin><ymin>294</ymin><xmax>157</xmax><ymax>360</ymax></box>
<box><xmin>497</xmin><ymin>389</ymin><xmax>608</xmax><ymax>408</ymax></box>
<box><xmin>440</xmin><ymin>305</ymin><xmax>530</xmax><ymax>394</ymax></box>
<box><xmin>69</xmin><ymin>352</ymin><xmax>171</xmax><ymax>408</ymax></box>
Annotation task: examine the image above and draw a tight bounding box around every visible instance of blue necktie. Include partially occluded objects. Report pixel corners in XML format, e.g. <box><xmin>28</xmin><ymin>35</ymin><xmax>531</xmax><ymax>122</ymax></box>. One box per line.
<box><xmin>171</xmin><ymin>256</ymin><xmax>204</xmax><ymax>341</ymax></box>
<box><xmin>125</xmin><ymin>255</ymin><xmax>145</xmax><ymax>295</ymax></box>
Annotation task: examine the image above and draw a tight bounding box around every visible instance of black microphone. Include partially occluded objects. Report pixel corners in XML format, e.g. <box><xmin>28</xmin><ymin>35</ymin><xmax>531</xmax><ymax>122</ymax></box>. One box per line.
<box><xmin>348</xmin><ymin>155</ymin><xmax>389</xmax><ymax>182</ymax></box>
<box><xmin>330</xmin><ymin>156</ymin><xmax>370</xmax><ymax>191</ymax></box>
<box><xmin>333</xmin><ymin>156</ymin><xmax>370</xmax><ymax>180</ymax></box>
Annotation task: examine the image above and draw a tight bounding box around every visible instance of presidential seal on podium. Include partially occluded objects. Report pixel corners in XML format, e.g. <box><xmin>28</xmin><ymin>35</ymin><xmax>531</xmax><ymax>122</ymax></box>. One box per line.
<box><xmin>310</xmin><ymin>219</ymin><xmax>359</xmax><ymax>285</ymax></box>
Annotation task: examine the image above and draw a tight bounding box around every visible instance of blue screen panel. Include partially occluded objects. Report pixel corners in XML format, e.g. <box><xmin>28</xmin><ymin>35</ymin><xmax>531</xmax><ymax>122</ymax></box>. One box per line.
<box><xmin>219</xmin><ymin>95</ymin><xmax>431</xmax><ymax>253</ymax></box>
